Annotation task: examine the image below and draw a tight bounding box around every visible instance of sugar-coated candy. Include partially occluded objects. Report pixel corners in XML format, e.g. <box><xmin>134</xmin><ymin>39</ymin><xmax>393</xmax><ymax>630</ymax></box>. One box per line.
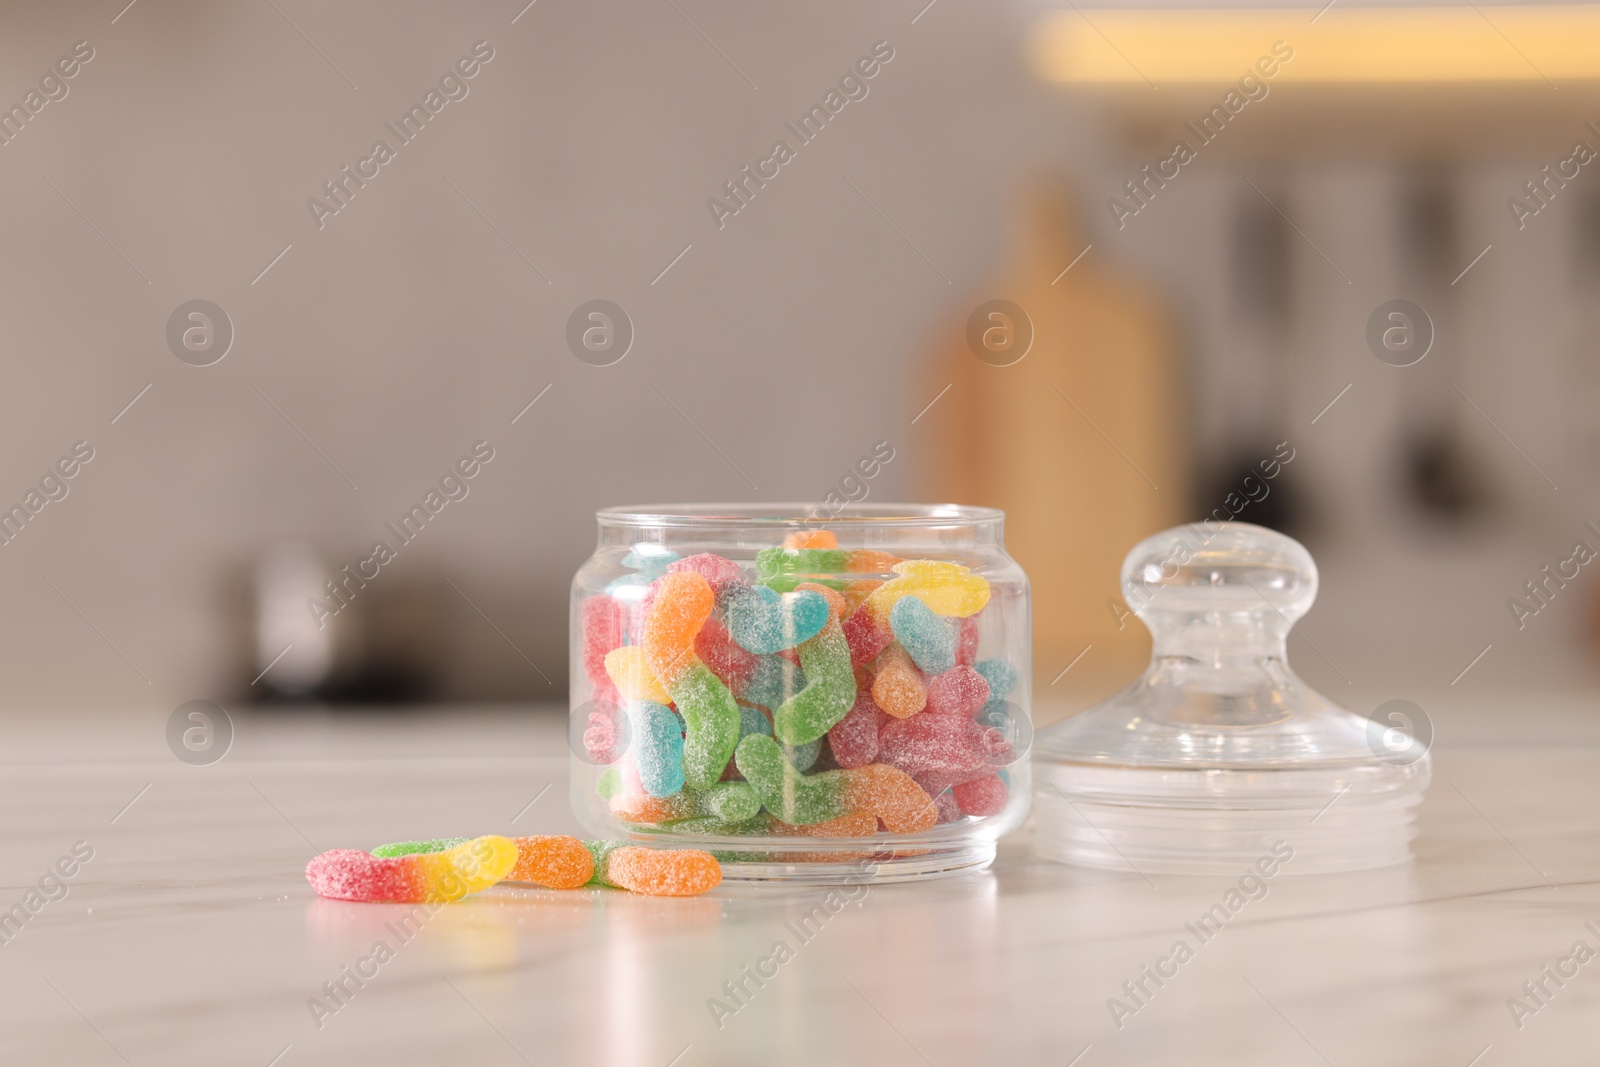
<box><xmin>735</xmin><ymin>734</ymin><xmax>851</xmax><ymax>826</ymax></box>
<box><xmin>741</xmin><ymin>654</ymin><xmax>805</xmax><ymax>710</ymax></box>
<box><xmin>696</xmin><ymin>618</ymin><xmax>759</xmax><ymax>694</ymax></box>
<box><xmin>592</xmin><ymin>843</ymin><xmax>722</xmax><ymax>896</ymax></box>
<box><xmin>629</xmin><ymin>701</ymin><xmax>685</xmax><ymax>798</ymax></box>
<box><xmin>772</xmin><ymin>810</ymin><xmax>878</xmax><ymax>837</ymax></box>
<box><xmin>956</xmin><ymin>617</ymin><xmax>980</xmax><ymax>667</ymax></box>
<box><xmin>604</xmin><ymin>646</ymin><xmax>671</xmax><ymax>704</ymax></box>
<box><xmin>929</xmin><ymin>787</ymin><xmax>963</xmax><ymax>823</ymax></box>
<box><xmin>841</xmin><ymin>764</ymin><xmax>938</xmax><ymax>834</ymax></box>
<box><xmin>871</xmin><ymin>645</ymin><xmax>927</xmax><ymax>719</ymax></box>
<box><xmin>372</xmin><ymin>838</ymin><xmax>469</xmax><ymax>857</ymax></box>
<box><xmin>611</xmin><ymin>781</ymin><xmax>760</xmax><ymax>825</ymax></box>
<box><xmin>952</xmin><ymin>774</ymin><xmax>1008</xmax><ymax>817</ymax></box>
<box><xmin>605</xmin><ymin>546</ymin><xmax>679</xmax><ymax>594</ymax></box>
<box><xmin>974</xmin><ymin>657</ymin><xmax>1017</xmax><ymax>701</ymax></box>
<box><xmin>847</xmin><ymin>549</ymin><xmax>903</xmax><ymax>576</ymax></box>
<box><xmin>925</xmin><ymin>665</ymin><xmax>991</xmax><ymax>717</ymax></box>
<box><xmin>722</xmin><ymin>581</ymin><xmax>831</xmax><ymax>654</ymax></box>
<box><xmin>890</xmin><ymin>595</ymin><xmax>959</xmax><ymax>674</ymax></box>
<box><xmin>773</xmin><ymin>616</ymin><xmax>856</xmax><ymax>744</ymax></box>
<box><xmin>644</xmin><ymin>572</ymin><xmax>740</xmax><ymax>789</ymax></box>
<box><xmin>843</xmin><ymin>606</ymin><xmax>895</xmax><ymax>666</ymax></box>
<box><xmin>738</xmin><ymin>703</ymin><xmax>773</xmax><ymax>738</ymax></box>
<box><xmin>864</xmin><ymin>560</ymin><xmax>990</xmax><ymax>621</ymax></box>
<box><xmin>783</xmin><ymin>530</ymin><xmax>839</xmax><ymax>549</ymax></box>
<box><xmin>828</xmin><ymin>690</ymin><xmax>886</xmax><ymax>769</ymax></box>
<box><xmin>783</xmin><ymin>737</ymin><xmax>822</xmax><ymax>772</ymax></box>
<box><xmin>756</xmin><ymin>547</ymin><xmax>850</xmax><ymax>592</ymax></box>
<box><xmin>878</xmin><ymin>713</ymin><xmax>999</xmax><ymax>781</ymax></box>
<box><xmin>668</xmin><ymin>552</ymin><xmax>742</xmax><ymax>586</ymax></box>
<box><xmin>508</xmin><ymin>835</ymin><xmax>597</xmax><ymax>888</ymax></box>
<box><xmin>795</xmin><ymin>581</ymin><xmax>849</xmax><ymax>621</ymax></box>
<box><xmin>582</xmin><ymin>595</ymin><xmax>624</xmax><ymax>701</ymax></box>
<box><xmin>306</xmin><ymin>836</ymin><xmax>518</xmax><ymax>903</ymax></box>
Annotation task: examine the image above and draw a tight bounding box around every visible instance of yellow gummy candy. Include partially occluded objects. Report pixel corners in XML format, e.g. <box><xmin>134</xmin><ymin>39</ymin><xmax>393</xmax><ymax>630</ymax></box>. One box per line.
<box><xmin>866</xmin><ymin>560</ymin><xmax>990</xmax><ymax>620</ymax></box>
<box><xmin>604</xmin><ymin>646</ymin><xmax>671</xmax><ymax>704</ymax></box>
<box><xmin>415</xmin><ymin>835</ymin><xmax>519</xmax><ymax>902</ymax></box>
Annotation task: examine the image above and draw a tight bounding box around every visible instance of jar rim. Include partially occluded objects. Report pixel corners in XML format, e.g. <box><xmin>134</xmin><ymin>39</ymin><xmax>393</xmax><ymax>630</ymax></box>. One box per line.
<box><xmin>596</xmin><ymin>502</ymin><xmax>1003</xmax><ymax>528</ymax></box>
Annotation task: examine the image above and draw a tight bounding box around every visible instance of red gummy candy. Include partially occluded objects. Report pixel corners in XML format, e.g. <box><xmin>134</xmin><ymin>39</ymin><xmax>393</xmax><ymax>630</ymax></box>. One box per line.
<box><xmin>953</xmin><ymin>774</ymin><xmax>1008</xmax><ymax>816</ymax></box>
<box><xmin>879</xmin><ymin>714</ymin><xmax>995</xmax><ymax>780</ymax></box>
<box><xmin>930</xmin><ymin>786</ymin><xmax>963</xmax><ymax>823</ymax></box>
<box><xmin>843</xmin><ymin>608</ymin><xmax>894</xmax><ymax>666</ymax></box>
<box><xmin>582</xmin><ymin>596</ymin><xmax>624</xmax><ymax>701</ymax></box>
<box><xmin>829</xmin><ymin>691</ymin><xmax>888</xmax><ymax>769</ymax></box>
<box><xmin>956</xmin><ymin>616</ymin><xmax>980</xmax><ymax>667</ymax></box>
<box><xmin>696</xmin><ymin>617</ymin><xmax>759</xmax><ymax>694</ymax></box>
<box><xmin>926</xmin><ymin>665</ymin><xmax>991</xmax><ymax>717</ymax></box>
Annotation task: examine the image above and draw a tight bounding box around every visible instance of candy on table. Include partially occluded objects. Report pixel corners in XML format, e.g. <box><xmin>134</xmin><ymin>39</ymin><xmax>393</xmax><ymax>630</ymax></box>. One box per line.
<box><xmin>580</xmin><ymin>699</ymin><xmax>631</xmax><ymax>764</ymax></box>
<box><xmin>842</xmin><ymin>606</ymin><xmax>894</xmax><ymax>666</ymax></box>
<box><xmin>755</xmin><ymin>546</ymin><xmax>850</xmax><ymax>592</ymax></box>
<box><xmin>956</xmin><ymin>616</ymin><xmax>980</xmax><ymax>667</ymax></box>
<box><xmin>862</xmin><ymin>560</ymin><xmax>991</xmax><ymax>622</ymax></box>
<box><xmin>504</xmin><ymin>835</ymin><xmax>597</xmax><ymax>888</ymax></box>
<box><xmin>696</xmin><ymin>618</ymin><xmax>760</xmax><ymax>694</ymax></box>
<box><xmin>840</xmin><ymin>763</ymin><xmax>938</xmax><ymax>834</ymax></box>
<box><xmin>974</xmin><ymin>657</ymin><xmax>1017</xmax><ymax>701</ymax></box>
<box><xmin>306</xmin><ymin>835</ymin><xmax>518</xmax><ymax>903</ymax></box>
<box><xmin>372</xmin><ymin>838</ymin><xmax>468</xmax><ymax>857</ymax></box>
<box><xmin>590</xmin><ymin>842</ymin><xmax>722</xmax><ymax>896</ymax></box>
<box><xmin>604</xmin><ymin>646</ymin><xmax>670</xmax><ymax>704</ymax></box>
<box><xmin>889</xmin><ymin>595</ymin><xmax>959</xmax><ymax>674</ymax></box>
<box><xmin>582</xmin><ymin>595</ymin><xmax>624</xmax><ymax>701</ymax></box>
<box><xmin>827</xmin><ymin>690</ymin><xmax>887</xmax><ymax>769</ymax></box>
<box><xmin>734</xmin><ymin>734</ymin><xmax>851</xmax><ymax>826</ymax></box>
<box><xmin>952</xmin><ymin>774</ymin><xmax>1009</xmax><ymax>817</ymax></box>
<box><xmin>925</xmin><ymin>665</ymin><xmax>992</xmax><ymax>717</ymax></box>
<box><xmin>870</xmin><ymin>645</ymin><xmax>927</xmax><ymax>719</ymax></box>
<box><xmin>644</xmin><ymin>572</ymin><xmax>740</xmax><ymax>790</ymax></box>
<box><xmin>629</xmin><ymin>701</ymin><xmax>685</xmax><ymax>798</ymax></box>
<box><xmin>721</xmin><ymin>581</ymin><xmax>831</xmax><ymax>655</ymax></box>
<box><xmin>772</xmin><ymin>614</ymin><xmax>857</xmax><ymax>745</ymax></box>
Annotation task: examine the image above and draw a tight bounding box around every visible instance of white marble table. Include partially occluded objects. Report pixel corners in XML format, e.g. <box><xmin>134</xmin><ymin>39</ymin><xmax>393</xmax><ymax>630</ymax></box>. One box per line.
<box><xmin>2</xmin><ymin>702</ymin><xmax>1596</xmax><ymax>1066</ymax></box>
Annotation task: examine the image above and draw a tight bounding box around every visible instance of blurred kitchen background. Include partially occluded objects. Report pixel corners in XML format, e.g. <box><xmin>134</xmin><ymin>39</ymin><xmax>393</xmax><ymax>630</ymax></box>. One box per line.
<box><xmin>1</xmin><ymin>0</ymin><xmax>1596</xmax><ymax>721</ymax></box>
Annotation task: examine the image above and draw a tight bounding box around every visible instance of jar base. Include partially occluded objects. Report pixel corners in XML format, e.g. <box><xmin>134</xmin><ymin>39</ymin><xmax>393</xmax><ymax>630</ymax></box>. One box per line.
<box><xmin>714</xmin><ymin>843</ymin><xmax>996</xmax><ymax>886</ymax></box>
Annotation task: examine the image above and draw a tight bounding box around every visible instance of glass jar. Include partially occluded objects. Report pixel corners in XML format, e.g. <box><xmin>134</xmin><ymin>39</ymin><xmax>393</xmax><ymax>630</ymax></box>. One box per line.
<box><xmin>569</xmin><ymin>504</ymin><xmax>1031</xmax><ymax>883</ymax></box>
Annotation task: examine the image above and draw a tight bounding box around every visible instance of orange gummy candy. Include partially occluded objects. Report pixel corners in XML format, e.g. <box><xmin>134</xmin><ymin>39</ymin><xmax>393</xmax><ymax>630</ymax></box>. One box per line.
<box><xmin>509</xmin><ymin>835</ymin><xmax>596</xmax><ymax>889</ymax></box>
<box><xmin>605</xmin><ymin>846</ymin><xmax>722</xmax><ymax>896</ymax></box>
<box><xmin>871</xmin><ymin>645</ymin><xmax>927</xmax><ymax>718</ymax></box>
<box><xmin>644</xmin><ymin>571</ymin><xmax>715</xmax><ymax>688</ymax></box>
<box><xmin>784</xmin><ymin>530</ymin><xmax>839</xmax><ymax>549</ymax></box>
<box><xmin>843</xmin><ymin>764</ymin><xmax>938</xmax><ymax>834</ymax></box>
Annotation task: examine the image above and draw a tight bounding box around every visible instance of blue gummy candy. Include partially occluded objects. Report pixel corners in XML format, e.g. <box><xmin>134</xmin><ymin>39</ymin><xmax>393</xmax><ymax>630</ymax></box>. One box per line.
<box><xmin>629</xmin><ymin>701</ymin><xmax>685</xmax><ymax>798</ymax></box>
<box><xmin>974</xmin><ymin>658</ymin><xmax>1018</xmax><ymax>701</ymax></box>
<box><xmin>723</xmin><ymin>583</ymin><xmax>830</xmax><ymax>655</ymax></box>
<box><xmin>889</xmin><ymin>595</ymin><xmax>958</xmax><ymax>674</ymax></box>
<box><xmin>783</xmin><ymin>738</ymin><xmax>822</xmax><ymax>772</ymax></box>
<box><xmin>740</xmin><ymin>654</ymin><xmax>806</xmax><ymax>709</ymax></box>
<box><xmin>738</xmin><ymin>703</ymin><xmax>773</xmax><ymax>739</ymax></box>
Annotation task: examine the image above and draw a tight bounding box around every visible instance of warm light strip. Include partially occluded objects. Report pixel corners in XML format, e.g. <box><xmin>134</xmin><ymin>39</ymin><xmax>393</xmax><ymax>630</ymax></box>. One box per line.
<box><xmin>1031</xmin><ymin>6</ymin><xmax>1600</xmax><ymax>83</ymax></box>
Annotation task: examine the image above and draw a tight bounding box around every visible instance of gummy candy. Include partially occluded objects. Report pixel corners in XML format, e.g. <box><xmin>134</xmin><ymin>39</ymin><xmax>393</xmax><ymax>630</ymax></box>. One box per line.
<box><xmin>604</xmin><ymin>646</ymin><xmax>670</xmax><ymax>704</ymax></box>
<box><xmin>592</xmin><ymin>843</ymin><xmax>722</xmax><ymax>896</ymax></box>
<box><xmin>508</xmin><ymin>835</ymin><xmax>597</xmax><ymax>888</ymax></box>
<box><xmin>784</xmin><ymin>530</ymin><xmax>839</xmax><ymax>549</ymax></box>
<box><xmin>843</xmin><ymin>607</ymin><xmax>895</xmax><ymax>666</ymax></box>
<box><xmin>756</xmin><ymin>547</ymin><xmax>850</xmax><ymax>592</ymax></box>
<box><xmin>772</xmin><ymin>810</ymin><xmax>878</xmax><ymax>837</ymax></box>
<box><xmin>828</xmin><ymin>691</ymin><xmax>886</xmax><ymax>769</ymax></box>
<box><xmin>667</xmin><ymin>552</ymin><xmax>743</xmax><ymax>586</ymax></box>
<box><xmin>870</xmin><ymin>645</ymin><xmax>927</xmax><ymax>719</ymax></box>
<box><xmin>783</xmin><ymin>737</ymin><xmax>823</xmax><ymax>772</ymax></box>
<box><xmin>925</xmin><ymin>665</ymin><xmax>991</xmax><ymax>717</ymax></box>
<box><xmin>611</xmin><ymin>781</ymin><xmax>760</xmax><ymax>825</ymax></box>
<box><xmin>842</xmin><ymin>763</ymin><xmax>938</xmax><ymax>834</ymax></box>
<box><xmin>741</xmin><ymin>654</ymin><xmax>805</xmax><ymax>710</ymax></box>
<box><xmin>796</xmin><ymin>581</ymin><xmax>849</xmax><ymax>621</ymax></box>
<box><xmin>890</xmin><ymin>595</ymin><xmax>959</xmax><ymax>674</ymax></box>
<box><xmin>605</xmin><ymin>546</ymin><xmax>679</xmax><ymax>595</ymax></box>
<box><xmin>863</xmin><ymin>560</ymin><xmax>990</xmax><ymax>621</ymax></box>
<box><xmin>773</xmin><ymin>617</ymin><xmax>857</xmax><ymax>745</ymax></box>
<box><xmin>974</xmin><ymin>658</ymin><xmax>1017</xmax><ymax>701</ymax></box>
<box><xmin>306</xmin><ymin>835</ymin><xmax>517</xmax><ymax>903</ymax></box>
<box><xmin>735</xmin><ymin>734</ymin><xmax>851</xmax><ymax>826</ymax></box>
<box><xmin>952</xmin><ymin>774</ymin><xmax>1008</xmax><ymax>817</ymax></box>
<box><xmin>629</xmin><ymin>701</ymin><xmax>685</xmax><ymax>798</ymax></box>
<box><xmin>956</xmin><ymin>617</ymin><xmax>980</xmax><ymax>667</ymax></box>
<box><xmin>878</xmin><ymin>713</ymin><xmax>1001</xmax><ymax>781</ymax></box>
<box><xmin>644</xmin><ymin>572</ymin><xmax>740</xmax><ymax>789</ymax></box>
<box><xmin>722</xmin><ymin>581</ymin><xmax>831</xmax><ymax>654</ymax></box>
<box><xmin>372</xmin><ymin>838</ymin><xmax>468</xmax><ymax>857</ymax></box>
<box><xmin>696</xmin><ymin>618</ymin><xmax>759</xmax><ymax>694</ymax></box>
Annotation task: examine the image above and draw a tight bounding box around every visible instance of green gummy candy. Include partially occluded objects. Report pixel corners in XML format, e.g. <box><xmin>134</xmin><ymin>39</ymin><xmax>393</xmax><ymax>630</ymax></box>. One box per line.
<box><xmin>597</xmin><ymin>766</ymin><xmax>623</xmax><ymax>800</ymax></box>
<box><xmin>584</xmin><ymin>839</ymin><xmax>627</xmax><ymax>888</ymax></box>
<box><xmin>734</xmin><ymin>734</ymin><xmax>849</xmax><ymax>826</ymax></box>
<box><xmin>773</xmin><ymin>619</ymin><xmax>857</xmax><ymax>745</ymax></box>
<box><xmin>371</xmin><ymin>837</ymin><xmax>469</xmax><ymax>858</ymax></box>
<box><xmin>755</xmin><ymin>547</ymin><xmax>849</xmax><ymax>592</ymax></box>
<box><xmin>670</xmin><ymin>661</ymin><xmax>742</xmax><ymax>790</ymax></box>
<box><xmin>704</xmin><ymin>780</ymin><xmax>760</xmax><ymax>823</ymax></box>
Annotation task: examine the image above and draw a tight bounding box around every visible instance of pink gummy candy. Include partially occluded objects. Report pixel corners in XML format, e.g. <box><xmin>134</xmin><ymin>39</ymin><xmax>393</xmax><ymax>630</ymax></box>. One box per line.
<box><xmin>582</xmin><ymin>596</ymin><xmax>624</xmax><ymax>701</ymax></box>
<box><xmin>879</xmin><ymin>713</ymin><xmax>996</xmax><ymax>780</ymax></box>
<box><xmin>696</xmin><ymin>617</ymin><xmax>759</xmax><ymax>695</ymax></box>
<box><xmin>925</xmin><ymin>665</ymin><xmax>991</xmax><ymax>717</ymax></box>
<box><xmin>953</xmin><ymin>774</ymin><xmax>1008</xmax><ymax>816</ymax></box>
<box><xmin>669</xmin><ymin>552</ymin><xmax>743</xmax><ymax>587</ymax></box>
<box><xmin>956</xmin><ymin>616</ymin><xmax>979</xmax><ymax>667</ymax></box>
<box><xmin>843</xmin><ymin>608</ymin><xmax>894</xmax><ymax>666</ymax></box>
<box><xmin>828</xmin><ymin>691</ymin><xmax>888</xmax><ymax>769</ymax></box>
